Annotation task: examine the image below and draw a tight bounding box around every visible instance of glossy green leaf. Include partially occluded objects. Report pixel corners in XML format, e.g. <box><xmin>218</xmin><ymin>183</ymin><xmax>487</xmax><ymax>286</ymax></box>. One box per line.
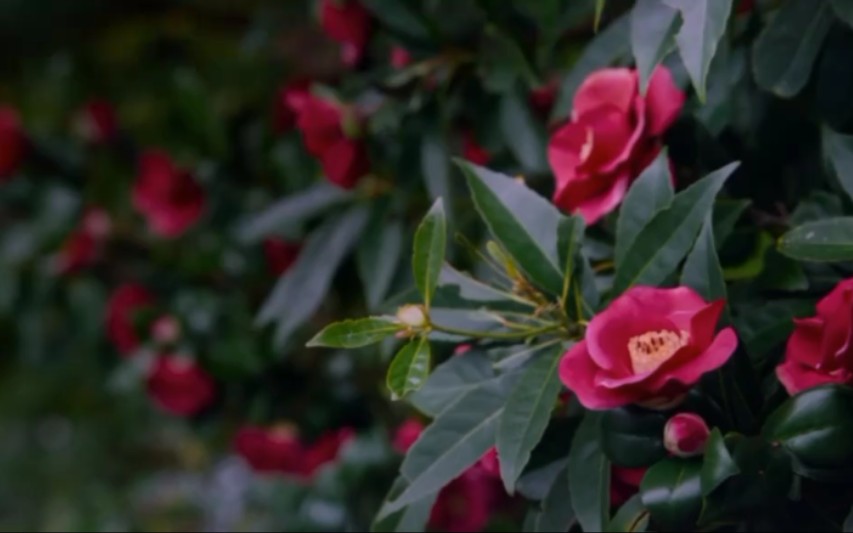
<box><xmin>752</xmin><ymin>0</ymin><xmax>833</xmax><ymax>98</ymax></box>
<box><xmin>569</xmin><ymin>412</ymin><xmax>610</xmax><ymax>533</ymax></box>
<box><xmin>358</xmin><ymin>218</ymin><xmax>405</xmax><ymax>309</ymax></box>
<box><xmin>480</xmin><ymin>25</ymin><xmax>539</xmax><ymax>91</ymax></box>
<box><xmin>681</xmin><ymin>216</ymin><xmax>729</xmax><ymax>321</ymax></box>
<box><xmin>734</xmin><ymin>299</ymin><xmax>814</xmax><ymax>363</ymax></box>
<box><xmin>700</xmin><ymin>429</ymin><xmax>740</xmax><ymax>496</ymax></box>
<box><xmin>833</xmin><ymin>0</ymin><xmax>853</xmax><ymax>28</ymax></box>
<box><xmin>601</xmin><ymin>407</ymin><xmax>667</xmax><ymax>468</ymax></box>
<box><xmin>497</xmin><ymin>345</ymin><xmax>564</xmax><ymax>494</ymax></box>
<box><xmin>640</xmin><ymin>458</ymin><xmax>703</xmax><ymax>530</ymax></box>
<box><xmin>308</xmin><ymin>317</ymin><xmax>402</xmax><ymax>348</ymax></box>
<box><xmin>500</xmin><ymin>90</ymin><xmax>547</xmax><ymax>173</ymax></box>
<box><xmin>779</xmin><ymin>217</ymin><xmax>853</xmax><ymax>262</ymax></box>
<box><xmin>712</xmin><ymin>199</ymin><xmax>750</xmax><ymax>246</ymax></box>
<box><xmin>372</xmin><ymin>477</ymin><xmax>437</xmax><ymax>533</ymax></box>
<box><xmin>235</xmin><ymin>182</ymin><xmax>353</xmax><ymax>243</ymax></box>
<box><xmin>421</xmin><ymin>127</ymin><xmax>452</xmax><ymax>204</ymax></box>
<box><xmin>823</xmin><ymin>127</ymin><xmax>853</xmax><ymax>203</ymax></box>
<box><xmin>609</xmin><ymin>495</ymin><xmax>650</xmax><ymax>533</ymax></box>
<box><xmin>615</xmin><ymin>152</ymin><xmax>674</xmax><ymax>269</ymax></box>
<box><xmin>413</xmin><ymin>199</ymin><xmax>446</xmax><ymax>308</ymax></box>
<box><xmin>663</xmin><ymin>0</ymin><xmax>732</xmax><ymax>101</ymax></box>
<box><xmin>763</xmin><ymin>385</ymin><xmax>853</xmax><ymax>475</ymax></box>
<box><xmin>438</xmin><ymin>264</ymin><xmax>526</xmax><ymax>306</ymax></box>
<box><xmin>410</xmin><ymin>351</ymin><xmax>496</xmax><ymax>417</ymax></box>
<box><xmin>387</xmin><ymin>337</ymin><xmax>432</xmax><ymax>400</ymax></box>
<box><xmin>382</xmin><ymin>380</ymin><xmax>507</xmax><ymax>514</ymax></box>
<box><xmin>630</xmin><ymin>0</ymin><xmax>679</xmax><ymax>92</ymax></box>
<box><xmin>612</xmin><ymin>162</ymin><xmax>737</xmax><ymax>295</ymax></box>
<box><xmin>523</xmin><ymin>466</ymin><xmax>575</xmax><ymax>533</ymax></box>
<box><xmin>459</xmin><ymin>161</ymin><xmax>564</xmax><ymax>295</ymax></box>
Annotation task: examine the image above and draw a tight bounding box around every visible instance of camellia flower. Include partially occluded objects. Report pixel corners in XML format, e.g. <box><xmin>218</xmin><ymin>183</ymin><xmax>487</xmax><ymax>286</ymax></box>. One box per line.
<box><xmin>264</xmin><ymin>238</ymin><xmax>302</xmax><ymax>276</ymax></box>
<box><xmin>56</xmin><ymin>208</ymin><xmax>112</xmax><ymax>275</ymax></box>
<box><xmin>146</xmin><ymin>355</ymin><xmax>216</xmax><ymax>417</ymax></box>
<box><xmin>273</xmin><ymin>79</ymin><xmax>312</xmax><ymax>134</ymax></box>
<box><xmin>560</xmin><ymin>286</ymin><xmax>738</xmax><ymax>410</ymax></box>
<box><xmin>610</xmin><ymin>466</ymin><xmax>646</xmax><ymax>508</ymax></box>
<box><xmin>462</xmin><ymin>130</ymin><xmax>491</xmax><ymax>166</ymax></box>
<box><xmin>132</xmin><ymin>149</ymin><xmax>206</xmax><ymax>238</ymax></box>
<box><xmin>150</xmin><ymin>315</ymin><xmax>181</xmax><ymax>345</ymax></box>
<box><xmin>302</xmin><ymin>427</ymin><xmax>355</xmax><ymax>478</ymax></box>
<box><xmin>234</xmin><ymin>424</ymin><xmax>304</xmax><ymax>475</ymax></box>
<box><xmin>529</xmin><ymin>79</ymin><xmax>559</xmax><ymax>118</ymax></box>
<box><xmin>777</xmin><ymin>278</ymin><xmax>853</xmax><ymax>394</ymax></box>
<box><xmin>390</xmin><ymin>46</ymin><xmax>412</xmax><ymax>69</ymax></box>
<box><xmin>320</xmin><ymin>0</ymin><xmax>373</xmax><ymax>68</ymax></box>
<box><xmin>663</xmin><ymin>413</ymin><xmax>710</xmax><ymax>458</ymax></box>
<box><xmin>393</xmin><ymin>418</ymin><xmax>424</xmax><ymax>454</ymax></box>
<box><xmin>105</xmin><ymin>283</ymin><xmax>155</xmax><ymax>355</ymax></box>
<box><xmin>290</xmin><ymin>93</ymin><xmax>370</xmax><ymax>189</ymax></box>
<box><xmin>0</xmin><ymin>106</ymin><xmax>26</xmax><ymax>180</ymax></box>
<box><xmin>548</xmin><ymin>67</ymin><xmax>684</xmax><ymax>224</ymax></box>
<box><xmin>478</xmin><ymin>447</ymin><xmax>500</xmax><ymax>478</ymax></box>
<box><xmin>76</xmin><ymin>100</ymin><xmax>119</xmax><ymax>145</ymax></box>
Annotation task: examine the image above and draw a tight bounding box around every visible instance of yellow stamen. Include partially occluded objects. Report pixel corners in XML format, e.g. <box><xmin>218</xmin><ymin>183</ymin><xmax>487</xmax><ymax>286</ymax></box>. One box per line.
<box><xmin>628</xmin><ymin>330</ymin><xmax>689</xmax><ymax>374</ymax></box>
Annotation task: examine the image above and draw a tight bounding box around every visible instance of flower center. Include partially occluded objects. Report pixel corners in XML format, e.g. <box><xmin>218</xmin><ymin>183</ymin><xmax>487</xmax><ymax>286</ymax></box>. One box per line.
<box><xmin>628</xmin><ymin>330</ymin><xmax>690</xmax><ymax>374</ymax></box>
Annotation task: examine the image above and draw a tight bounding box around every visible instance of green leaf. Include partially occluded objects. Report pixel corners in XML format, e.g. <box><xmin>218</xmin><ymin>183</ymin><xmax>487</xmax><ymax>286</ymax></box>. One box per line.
<box><xmin>734</xmin><ymin>299</ymin><xmax>814</xmax><ymax>362</ymax></box>
<box><xmin>594</xmin><ymin>0</ymin><xmax>606</xmax><ymax>31</ymax></box>
<box><xmin>700</xmin><ymin>429</ymin><xmax>740</xmax><ymax>496</ymax></box>
<box><xmin>763</xmin><ymin>385</ymin><xmax>853</xmax><ymax>475</ymax></box>
<box><xmin>663</xmin><ymin>0</ymin><xmax>732</xmax><ymax>101</ymax></box>
<box><xmin>497</xmin><ymin>345</ymin><xmax>565</xmax><ymax>494</ymax></box>
<box><xmin>640</xmin><ymin>458</ymin><xmax>703</xmax><ymax>530</ymax></box>
<box><xmin>360</xmin><ymin>0</ymin><xmax>433</xmax><ymax>44</ymax></box>
<box><xmin>410</xmin><ymin>351</ymin><xmax>496</xmax><ymax>417</ymax></box>
<box><xmin>615</xmin><ymin>152</ymin><xmax>674</xmax><ymax>269</ymax></box>
<box><xmin>421</xmin><ymin>126</ymin><xmax>452</xmax><ymax>204</ymax></box>
<box><xmin>257</xmin><ymin>206</ymin><xmax>369</xmax><ymax>347</ymax></box>
<box><xmin>235</xmin><ymin>183</ymin><xmax>353</xmax><ymax>243</ymax></box>
<box><xmin>832</xmin><ymin>0</ymin><xmax>853</xmax><ymax>28</ymax></box>
<box><xmin>523</xmin><ymin>466</ymin><xmax>575</xmax><ymax>533</ymax></box>
<box><xmin>387</xmin><ymin>337</ymin><xmax>432</xmax><ymax>400</ymax></box>
<box><xmin>372</xmin><ymin>478</ymin><xmax>437</xmax><ymax>533</ymax></box>
<box><xmin>630</xmin><ymin>0</ymin><xmax>680</xmax><ymax>93</ymax></box>
<box><xmin>358</xmin><ymin>218</ymin><xmax>405</xmax><ymax>309</ymax></box>
<box><xmin>382</xmin><ymin>380</ymin><xmax>507</xmax><ymax>514</ymax></box>
<box><xmin>681</xmin><ymin>216</ymin><xmax>729</xmax><ymax>322</ymax></box>
<box><xmin>601</xmin><ymin>407</ymin><xmax>667</xmax><ymax>468</ymax></box>
<box><xmin>712</xmin><ymin>199</ymin><xmax>750</xmax><ymax>246</ymax></box>
<box><xmin>500</xmin><ymin>90</ymin><xmax>547</xmax><ymax>173</ymax></box>
<box><xmin>413</xmin><ymin>199</ymin><xmax>447</xmax><ymax>308</ymax></box>
<box><xmin>845</xmin><ymin>505</ymin><xmax>853</xmax><ymax>533</ymax></box>
<box><xmin>779</xmin><ymin>217</ymin><xmax>853</xmax><ymax>262</ymax></box>
<box><xmin>307</xmin><ymin>317</ymin><xmax>402</xmax><ymax>348</ymax></box>
<box><xmin>438</xmin><ymin>264</ymin><xmax>526</xmax><ymax>306</ymax></box>
<box><xmin>569</xmin><ymin>412</ymin><xmax>610</xmax><ymax>533</ymax></box>
<box><xmin>752</xmin><ymin>0</ymin><xmax>833</xmax><ymax>98</ymax></box>
<box><xmin>480</xmin><ymin>25</ymin><xmax>539</xmax><ymax>91</ymax></box>
<box><xmin>459</xmin><ymin>162</ymin><xmax>565</xmax><ymax>295</ymax></box>
<box><xmin>609</xmin><ymin>495</ymin><xmax>650</xmax><ymax>533</ymax></box>
<box><xmin>612</xmin><ymin>162</ymin><xmax>738</xmax><ymax>295</ymax></box>
<box><xmin>823</xmin><ymin>126</ymin><xmax>853</xmax><ymax>203</ymax></box>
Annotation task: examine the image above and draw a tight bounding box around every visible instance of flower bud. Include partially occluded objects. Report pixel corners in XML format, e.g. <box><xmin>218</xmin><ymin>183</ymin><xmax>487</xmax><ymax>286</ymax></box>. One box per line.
<box><xmin>151</xmin><ymin>315</ymin><xmax>181</xmax><ymax>345</ymax></box>
<box><xmin>664</xmin><ymin>413</ymin><xmax>711</xmax><ymax>458</ymax></box>
<box><xmin>396</xmin><ymin>304</ymin><xmax>427</xmax><ymax>328</ymax></box>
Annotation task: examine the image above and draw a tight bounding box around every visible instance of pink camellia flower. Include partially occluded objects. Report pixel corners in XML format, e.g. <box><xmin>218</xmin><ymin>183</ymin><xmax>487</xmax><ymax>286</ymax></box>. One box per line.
<box><xmin>428</xmin><ymin>468</ymin><xmax>494</xmax><ymax>533</ymax></box>
<box><xmin>393</xmin><ymin>418</ymin><xmax>425</xmax><ymax>454</ymax></box>
<box><xmin>291</xmin><ymin>93</ymin><xmax>369</xmax><ymax>189</ymax></box>
<box><xmin>133</xmin><ymin>150</ymin><xmax>206</xmax><ymax>238</ymax></box>
<box><xmin>56</xmin><ymin>208</ymin><xmax>111</xmax><ymax>275</ymax></box>
<box><xmin>320</xmin><ymin>0</ymin><xmax>373</xmax><ymax>68</ymax></box>
<box><xmin>560</xmin><ymin>286</ymin><xmax>738</xmax><ymax>410</ymax></box>
<box><xmin>234</xmin><ymin>424</ymin><xmax>304</xmax><ymax>475</ymax></box>
<box><xmin>776</xmin><ymin>278</ymin><xmax>853</xmax><ymax>395</ymax></box>
<box><xmin>264</xmin><ymin>238</ymin><xmax>302</xmax><ymax>276</ymax></box>
<box><xmin>664</xmin><ymin>413</ymin><xmax>710</xmax><ymax>458</ymax></box>
<box><xmin>548</xmin><ymin>67</ymin><xmax>684</xmax><ymax>224</ymax></box>
<box><xmin>151</xmin><ymin>315</ymin><xmax>181</xmax><ymax>345</ymax></box>
<box><xmin>106</xmin><ymin>283</ymin><xmax>155</xmax><ymax>355</ymax></box>
<box><xmin>390</xmin><ymin>46</ymin><xmax>412</xmax><ymax>69</ymax></box>
<box><xmin>478</xmin><ymin>447</ymin><xmax>500</xmax><ymax>478</ymax></box>
<box><xmin>146</xmin><ymin>355</ymin><xmax>216</xmax><ymax>417</ymax></box>
<box><xmin>76</xmin><ymin>100</ymin><xmax>119</xmax><ymax>145</ymax></box>
<box><xmin>273</xmin><ymin>79</ymin><xmax>312</xmax><ymax>134</ymax></box>
<box><xmin>462</xmin><ymin>130</ymin><xmax>491</xmax><ymax>166</ymax></box>
<box><xmin>0</xmin><ymin>106</ymin><xmax>26</xmax><ymax>180</ymax></box>
<box><xmin>302</xmin><ymin>427</ymin><xmax>355</xmax><ymax>478</ymax></box>
<box><xmin>610</xmin><ymin>466</ymin><xmax>646</xmax><ymax>508</ymax></box>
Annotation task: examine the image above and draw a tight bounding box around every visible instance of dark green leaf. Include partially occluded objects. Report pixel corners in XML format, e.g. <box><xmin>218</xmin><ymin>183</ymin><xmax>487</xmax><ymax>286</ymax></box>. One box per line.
<box><xmin>681</xmin><ymin>216</ymin><xmax>729</xmax><ymax>322</ymax></box>
<box><xmin>497</xmin><ymin>345</ymin><xmax>565</xmax><ymax>493</ymax></box>
<box><xmin>524</xmin><ymin>466</ymin><xmax>575</xmax><ymax>533</ymax></box>
<box><xmin>615</xmin><ymin>152</ymin><xmax>674</xmax><ymax>269</ymax></box>
<box><xmin>437</xmin><ymin>264</ymin><xmax>526</xmax><ymax>306</ymax></box>
<box><xmin>823</xmin><ymin>126</ymin><xmax>853</xmax><ymax>203</ymax></box>
<box><xmin>410</xmin><ymin>351</ymin><xmax>496</xmax><ymax>417</ymax></box>
<box><xmin>609</xmin><ymin>495</ymin><xmax>650</xmax><ymax>533</ymax></box>
<box><xmin>358</xmin><ymin>218</ymin><xmax>405</xmax><ymax>309</ymax></box>
<box><xmin>612</xmin><ymin>162</ymin><xmax>737</xmax><ymax>295</ymax></box>
<box><xmin>734</xmin><ymin>300</ymin><xmax>814</xmax><ymax>362</ymax></box>
<box><xmin>421</xmin><ymin>128</ymin><xmax>452</xmax><ymax>204</ymax></box>
<box><xmin>308</xmin><ymin>317</ymin><xmax>402</xmax><ymax>348</ymax></box>
<box><xmin>631</xmin><ymin>0</ymin><xmax>679</xmax><ymax>92</ymax></box>
<box><xmin>594</xmin><ymin>0</ymin><xmax>606</xmax><ymax>31</ymax></box>
<box><xmin>779</xmin><ymin>217</ymin><xmax>853</xmax><ymax>262</ymax></box>
<box><xmin>413</xmin><ymin>199</ymin><xmax>447</xmax><ymax>308</ymax></box>
<box><xmin>387</xmin><ymin>337</ymin><xmax>432</xmax><ymax>400</ymax></box>
<box><xmin>569</xmin><ymin>412</ymin><xmax>610</xmax><ymax>533</ymax></box>
<box><xmin>459</xmin><ymin>162</ymin><xmax>564</xmax><ymax>295</ymax></box>
<box><xmin>480</xmin><ymin>25</ymin><xmax>539</xmax><ymax>91</ymax></box>
<box><xmin>844</xmin><ymin>505</ymin><xmax>853</xmax><ymax>533</ymax></box>
<box><xmin>831</xmin><ymin>0</ymin><xmax>853</xmax><ymax>28</ymax></box>
<box><xmin>700</xmin><ymin>429</ymin><xmax>740</xmax><ymax>496</ymax></box>
<box><xmin>360</xmin><ymin>0</ymin><xmax>433</xmax><ymax>43</ymax></box>
<box><xmin>640</xmin><ymin>458</ymin><xmax>703</xmax><ymax>530</ymax></box>
<box><xmin>601</xmin><ymin>408</ymin><xmax>667</xmax><ymax>468</ymax></box>
<box><xmin>712</xmin><ymin>199</ymin><xmax>750</xmax><ymax>246</ymax></box>
<box><xmin>372</xmin><ymin>478</ymin><xmax>437</xmax><ymax>533</ymax></box>
<box><xmin>235</xmin><ymin>183</ymin><xmax>353</xmax><ymax>243</ymax></box>
<box><xmin>752</xmin><ymin>0</ymin><xmax>833</xmax><ymax>98</ymax></box>
<box><xmin>500</xmin><ymin>90</ymin><xmax>547</xmax><ymax>173</ymax></box>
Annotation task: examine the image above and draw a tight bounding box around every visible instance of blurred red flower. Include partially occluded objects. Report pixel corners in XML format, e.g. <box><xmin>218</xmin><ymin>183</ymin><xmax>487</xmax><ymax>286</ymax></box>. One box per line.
<box><xmin>146</xmin><ymin>355</ymin><xmax>216</xmax><ymax>417</ymax></box>
<box><xmin>0</xmin><ymin>106</ymin><xmax>26</xmax><ymax>180</ymax></box>
<box><xmin>105</xmin><ymin>283</ymin><xmax>155</xmax><ymax>355</ymax></box>
<box><xmin>133</xmin><ymin>150</ymin><xmax>206</xmax><ymax>238</ymax></box>
<box><xmin>320</xmin><ymin>0</ymin><xmax>373</xmax><ymax>68</ymax></box>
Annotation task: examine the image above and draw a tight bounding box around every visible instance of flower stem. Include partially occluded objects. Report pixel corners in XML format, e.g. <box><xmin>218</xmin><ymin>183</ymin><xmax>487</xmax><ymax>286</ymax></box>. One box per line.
<box><xmin>430</xmin><ymin>322</ymin><xmax>562</xmax><ymax>340</ymax></box>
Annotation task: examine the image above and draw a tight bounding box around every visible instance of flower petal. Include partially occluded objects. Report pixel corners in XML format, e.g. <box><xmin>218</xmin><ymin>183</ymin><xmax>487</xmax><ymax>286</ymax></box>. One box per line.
<box><xmin>644</xmin><ymin>67</ymin><xmax>685</xmax><ymax>136</ymax></box>
<box><xmin>573</xmin><ymin>68</ymin><xmax>638</xmax><ymax>118</ymax></box>
<box><xmin>559</xmin><ymin>342</ymin><xmax>637</xmax><ymax>410</ymax></box>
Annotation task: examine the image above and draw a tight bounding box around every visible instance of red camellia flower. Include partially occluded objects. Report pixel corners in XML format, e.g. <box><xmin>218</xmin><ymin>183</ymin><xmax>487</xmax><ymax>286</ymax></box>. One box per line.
<box><xmin>264</xmin><ymin>238</ymin><xmax>302</xmax><ymax>276</ymax></box>
<box><xmin>291</xmin><ymin>94</ymin><xmax>369</xmax><ymax>189</ymax></box>
<box><xmin>76</xmin><ymin>100</ymin><xmax>119</xmax><ymax>145</ymax></box>
<box><xmin>106</xmin><ymin>283</ymin><xmax>155</xmax><ymax>355</ymax></box>
<box><xmin>56</xmin><ymin>208</ymin><xmax>112</xmax><ymax>275</ymax></box>
<box><xmin>776</xmin><ymin>278</ymin><xmax>853</xmax><ymax>395</ymax></box>
<box><xmin>273</xmin><ymin>80</ymin><xmax>312</xmax><ymax>134</ymax></box>
<box><xmin>610</xmin><ymin>466</ymin><xmax>646</xmax><ymax>508</ymax></box>
<box><xmin>560</xmin><ymin>286</ymin><xmax>738</xmax><ymax>410</ymax></box>
<box><xmin>462</xmin><ymin>130</ymin><xmax>491</xmax><ymax>166</ymax></box>
<box><xmin>478</xmin><ymin>447</ymin><xmax>500</xmax><ymax>478</ymax></box>
<box><xmin>133</xmin><ymin>150</ymin><xmax>206</xmax><ymax>238</ymax></box>
<box><xmin>0</xmin><ymin>106</ymin><xmax>26</xmax><ymax>180</ymax></box>
<box><xmin>548</xmin><ymin>67</ymin><xmax>684</xmax><ymax>224</ymax></box>
<box><xmin>234</xmin><ymin>425</ymin><xmax>304</xmax><ymax>475</ymax></box>
<box><xmin>390</xmin><ymin>46</ymin><xmax>412</xmax><ymax>69</ymax></box>
<box><xmin>393</xmin><ymin>418</ymin><xmax>425</xmax><ymax>454</ymax></box>
<box><xmin>146</xmin><ymin>355</ymin><xmax>216</xmax><ymax>417</ymax></box>
<box><xmin>663</xmin><ymin>413</ymin><xmax>710</xmax><ymax>458</ymax></box>
<box><xmin>302</xmin><ymin>427</ymin><xmax>355</xmax><ymax>478</ymax></box>
<box><xmin>428</xmin><ymin>467</ymin><xmax>497</xmax><ymax>533</ymax></box>
<box><xmin>320</xmin><ymin>0</ymin><xmax>373</xmax><ymax>68</ymax></box>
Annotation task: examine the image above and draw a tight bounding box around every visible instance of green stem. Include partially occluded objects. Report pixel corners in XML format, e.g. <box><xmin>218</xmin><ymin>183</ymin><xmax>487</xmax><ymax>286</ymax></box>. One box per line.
<box><xmin>431</xmin><ymin>322</ymin><xmax>562</xmax><ymax>340</ymax></box>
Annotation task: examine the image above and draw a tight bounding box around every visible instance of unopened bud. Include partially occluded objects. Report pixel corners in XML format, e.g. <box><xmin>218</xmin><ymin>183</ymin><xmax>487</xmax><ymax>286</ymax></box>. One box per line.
<box><xmin>396</xmin><ymin>304</ymin><xmax>427</xmax><ymax>328</ymax></box>
<box><xmin>664</xmin><ymin>413</ymin><xmax>711</xmax><ymax>458</ymax></box>
<box><xmin>151</xmin><ymin>315</ymin><xmax>181</xmax><ymax>345</ymax></box>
